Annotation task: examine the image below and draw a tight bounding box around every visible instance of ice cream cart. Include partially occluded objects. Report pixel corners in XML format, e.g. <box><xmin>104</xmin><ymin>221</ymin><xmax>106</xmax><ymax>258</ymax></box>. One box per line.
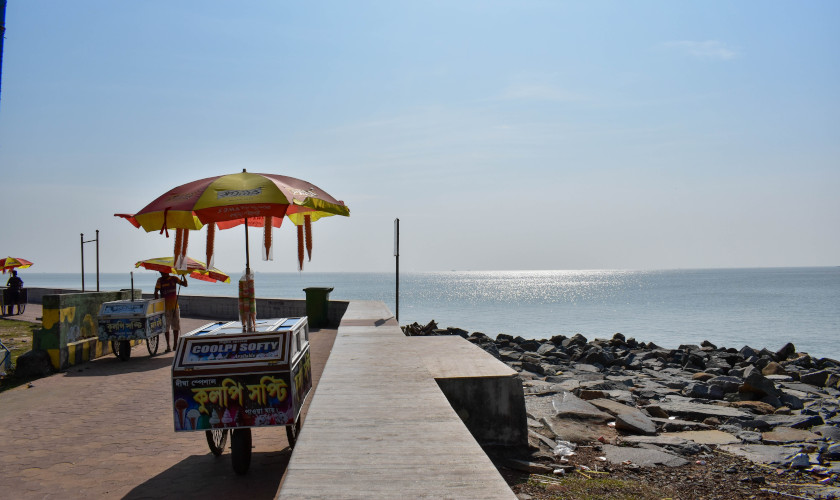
<box><xmin>171</xmin><ymin>317</ymin><xmax>312</xmax><ymax>475</ymax></box>
<box><xmin>1</xmin><ymin>287</ymin><xmax>27</xmax><ymax>316</ymax></box>
<box><xmin>97</xmin><ymin>298</ymin><xmax>166</xmax><ymax>361</ymax></box>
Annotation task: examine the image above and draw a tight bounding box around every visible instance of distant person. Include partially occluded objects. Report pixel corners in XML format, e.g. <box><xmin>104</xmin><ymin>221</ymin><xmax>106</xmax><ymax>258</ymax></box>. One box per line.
<box><xmin>5</xmin><ymin>270</ymin><xmax>23</xmax><ymax>315</ymax></box>
<box><xmin>154</xmin><ymin>272</ymin><xmax>188</xmax><ymax>352</ymax></box>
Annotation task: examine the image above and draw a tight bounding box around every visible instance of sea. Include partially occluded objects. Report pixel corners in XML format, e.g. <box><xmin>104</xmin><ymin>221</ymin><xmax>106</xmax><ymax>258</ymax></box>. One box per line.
<box><xmin>14</xmin><ymin>267</ymin><xmax>840</xmax><ymax>360</ymax></box>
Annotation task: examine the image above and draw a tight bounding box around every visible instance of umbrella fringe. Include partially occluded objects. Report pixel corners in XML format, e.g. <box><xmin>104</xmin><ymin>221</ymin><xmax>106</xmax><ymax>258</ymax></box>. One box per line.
<box><xmin>174</xmin><ymin>229</ymin><xmax>189</xmax><ymax>271</ymax></box>
<box><xmin>205</xmin><ymin>222</ymin><xmax>215</xmax><ymax>270</ymax></box>
<box><xmin>263</xmin><ymin>216</ymin><xmax>273</xmax><ymax>261</ymax></box>
<box><xmin>304</xmin><ymin>214</ymin><xmax>312</xmax><ymax>261</ymax></box>
<box><xmin>297</xmin><ymin>224</ymin><xmax>304</xmax><ymax>271</ymax></box>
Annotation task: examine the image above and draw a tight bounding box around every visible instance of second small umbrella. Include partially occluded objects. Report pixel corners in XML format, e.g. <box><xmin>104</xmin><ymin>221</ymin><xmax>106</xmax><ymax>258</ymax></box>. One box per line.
<box><xmin>2</xmin><ymin>257</ymin><xmax>33</xmax><ymax>274</ymax></box>
<box><xmin>135</xmin><ymin>256</ymin><xmax>231</xmax><ymax>283</ymax></box>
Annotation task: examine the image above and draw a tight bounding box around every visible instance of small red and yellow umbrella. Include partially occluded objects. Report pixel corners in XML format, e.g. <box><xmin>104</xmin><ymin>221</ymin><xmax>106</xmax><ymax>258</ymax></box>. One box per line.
<box><xmin>2</xmin><ymin>257</ymin><xmax>33</xmax><ymax>274</ymax></box>
<box><xmin>135</xmin><ymin>257</ymin><xmax>230</xmax><ymax>283</ymax></box>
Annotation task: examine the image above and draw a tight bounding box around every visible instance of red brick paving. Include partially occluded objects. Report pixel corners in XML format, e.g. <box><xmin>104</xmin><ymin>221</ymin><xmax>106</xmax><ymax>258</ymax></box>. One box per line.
<box><xmin>0</xmin><ymin>305</ymin><xmax>336</xmax><ymax>499</ymax></box>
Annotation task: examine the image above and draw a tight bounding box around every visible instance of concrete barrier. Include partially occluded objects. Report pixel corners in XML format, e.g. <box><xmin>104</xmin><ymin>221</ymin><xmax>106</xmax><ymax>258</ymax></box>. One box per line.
<box><xmin>35</xmin><ymin>289</ymin><xmax>142</xmax><ymax>370</ymax></box>
<box><xmin>26</xmin><ymin>288</ymin><xmax>349</xmax><ymax>327</ymax></box>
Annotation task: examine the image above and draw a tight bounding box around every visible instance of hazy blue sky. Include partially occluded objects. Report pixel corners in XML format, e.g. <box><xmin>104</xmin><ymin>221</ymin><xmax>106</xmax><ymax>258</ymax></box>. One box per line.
<box><xmin>1</xmin><ymin>1</ymin><xmax>837</xmax><ymax>274</ymax></box>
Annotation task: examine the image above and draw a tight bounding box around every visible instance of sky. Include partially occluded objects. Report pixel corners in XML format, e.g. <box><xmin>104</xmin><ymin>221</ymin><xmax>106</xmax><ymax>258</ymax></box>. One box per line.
<box><xmin>0</xmin><ymin>1</ymin><xmax>838</xmax><ymax>274</ymax></box>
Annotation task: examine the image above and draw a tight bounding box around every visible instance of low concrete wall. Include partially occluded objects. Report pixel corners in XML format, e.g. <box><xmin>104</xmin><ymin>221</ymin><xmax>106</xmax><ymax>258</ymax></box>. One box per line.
<box><xmin>26</xmin><ymin>288</ymin><xmax>349</xmax><ymax>327</ymax></box>
<box><xmin>436</xmin><ymin>375</ymin><xmax>528</xmax><ymax>451</ymax></box>
<box><xmin>25</xmin><ymin>288</ymin><xmax>80</xmax><ymax>304</ymax></box>
<box><xmin>140</xmin><ymin>293</ymin><xmax>349</xmax><ymax>327</ymax></box>
<box><xmin>410</xmin><ymin>335</ymin><xmax>529</xmax><ymax>451</ymax></box>
<box><xmin>35</xmin><ymin>289</ymin><xmax>142</xmax><ymax>370</ymax></box>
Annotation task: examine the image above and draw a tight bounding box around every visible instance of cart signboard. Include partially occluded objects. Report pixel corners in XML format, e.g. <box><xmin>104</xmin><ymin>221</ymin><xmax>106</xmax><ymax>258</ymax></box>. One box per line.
<box><xmin>171</xmin><ymin>317</ymin><xmax>311</xmax><ymax>432</ymax></box>
<box><xmin>173</xmin><ymin>372</ymin><xmax>296</xmax><ymax>430</ymax></box>
<box><xmin>97</xmin><ymin>298</ymin><xmax>166</xmax><ymax>341</ymax></box>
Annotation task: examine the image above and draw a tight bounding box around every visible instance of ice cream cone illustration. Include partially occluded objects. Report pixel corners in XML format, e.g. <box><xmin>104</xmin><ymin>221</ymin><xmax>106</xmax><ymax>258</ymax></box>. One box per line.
<box><xmin>187</xmin><ymin>409</ymin><xmax>200</xmax><ymax>430</ymax></box>
<box><xmin>175</xmin><ymin>398</ymin><xmax>188</xmax><ymax>430</ymax></box>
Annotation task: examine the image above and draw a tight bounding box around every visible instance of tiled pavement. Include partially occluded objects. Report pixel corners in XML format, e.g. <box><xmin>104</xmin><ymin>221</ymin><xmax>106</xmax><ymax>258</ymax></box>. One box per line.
<box><xmin>0</xmin><ymin>306</ymin><xmax>336</xmax><ymax>499</ymax></box>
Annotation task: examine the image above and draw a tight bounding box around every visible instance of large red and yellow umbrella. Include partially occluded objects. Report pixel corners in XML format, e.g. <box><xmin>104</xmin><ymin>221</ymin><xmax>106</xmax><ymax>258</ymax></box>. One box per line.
<box><xmin>135</xmin><ymin>257</ymin><xmax>231</xmax><ymax>283</ymax></box>
<box><xmin>116</xmin><ymin>170</ymin><xmax>349</xmax><ymax>331</ymax></box>
<box><xmin>116</xmin><ymin>170</ymin><xmax>350</xmax><ymax>271</ymax></box>
<box><xmin>2</xmin><ymin>257</ymin><xmax>33</xmax><ymax>274</ymax></box>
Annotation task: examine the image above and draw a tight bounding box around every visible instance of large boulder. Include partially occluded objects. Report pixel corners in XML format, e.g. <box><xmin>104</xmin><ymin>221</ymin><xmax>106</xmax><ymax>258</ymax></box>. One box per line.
<box><xmin>740</xmin><ymin>365</ymin><xmax>782</xmax><ymax>398</ymax></box>
<box><xmin>14</xmin><ymin>350</ymin><xmax>53</xmax><ymax>378</ymax></box>
<box><xmin>799</xmin><ymin>370</ymin><xmax>831</xmax><ymax>387</ymax></box>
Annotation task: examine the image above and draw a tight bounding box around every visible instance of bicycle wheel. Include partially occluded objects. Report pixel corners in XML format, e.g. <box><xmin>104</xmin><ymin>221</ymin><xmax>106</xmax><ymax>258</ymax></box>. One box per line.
<box><xmin>205</xmin><ymin>429</ymin><xmax>229</xmax><ymax>456</ymax></box>
<box><xmin>146</xmin><ymin>335</ymin><xmax>160</xmax><ymax>356</ymax></box>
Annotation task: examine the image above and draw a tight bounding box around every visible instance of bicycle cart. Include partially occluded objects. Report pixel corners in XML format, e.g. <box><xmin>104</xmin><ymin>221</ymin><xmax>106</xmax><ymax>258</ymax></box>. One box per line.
<box><xmin>97</xmin><ymin>298</ymin><xmax>166</xmax><ymax>360</ymax></box>
<box><xmin>171</xmin><ymin>317</ymin><xmax>312</xmax><ymax>475</ymax></box>
<box><xmin>1</xmin><ymin>287</ymin><xmax>27</xmax><ymax>316</ymax></box>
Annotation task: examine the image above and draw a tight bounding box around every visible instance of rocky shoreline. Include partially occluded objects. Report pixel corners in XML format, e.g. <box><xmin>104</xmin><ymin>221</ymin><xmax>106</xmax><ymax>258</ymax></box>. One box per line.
<box><xmin>404</xmin><ymin>321</ymin><xmax>840</xmax><ymax>499</ymax></box>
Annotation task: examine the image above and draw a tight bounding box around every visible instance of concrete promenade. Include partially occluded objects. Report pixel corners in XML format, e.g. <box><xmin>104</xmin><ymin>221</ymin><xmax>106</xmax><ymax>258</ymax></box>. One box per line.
<box><xmin>0</xmin><ymin>304</ymin><xmax>336</xmax><ymax>499</ymax></box>
<box><xmin>278</xmin><ymin>301</ymin><xmax>517</xmax><ymax>499</ymax></box>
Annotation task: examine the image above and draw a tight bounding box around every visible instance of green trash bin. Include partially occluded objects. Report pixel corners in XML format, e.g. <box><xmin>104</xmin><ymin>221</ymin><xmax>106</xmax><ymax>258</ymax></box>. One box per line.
<box><xmin>303</xmin><ymin>287</ymin><xmax>333</xmax><ymax>328</ymax></box>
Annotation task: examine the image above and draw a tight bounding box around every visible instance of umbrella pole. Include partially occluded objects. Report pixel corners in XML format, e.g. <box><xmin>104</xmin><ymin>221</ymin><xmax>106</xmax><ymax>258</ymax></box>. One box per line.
<box><xmin>244</xmin><ymin>217</ymin><xmax>251</xmax><ymax>274</ymax></box>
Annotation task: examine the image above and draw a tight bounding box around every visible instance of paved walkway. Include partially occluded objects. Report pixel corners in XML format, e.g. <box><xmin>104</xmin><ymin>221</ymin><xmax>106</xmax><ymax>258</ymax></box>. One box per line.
<box><xmin>0</xmin><ymin>304</ymin><xmax>336</xmax><ymax>499</ymax></box>
<box><xmin>279</xmin><ymin>301</ymin><xmax>517</xmax><ymax>499</ymax></box>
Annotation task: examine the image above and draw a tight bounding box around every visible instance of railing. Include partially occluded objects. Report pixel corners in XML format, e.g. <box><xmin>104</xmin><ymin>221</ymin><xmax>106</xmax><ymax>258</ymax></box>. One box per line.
<box><xmin>0</xmin><ymin>339</ymin><xmax>10</xmax><ymax>376</ymax></box>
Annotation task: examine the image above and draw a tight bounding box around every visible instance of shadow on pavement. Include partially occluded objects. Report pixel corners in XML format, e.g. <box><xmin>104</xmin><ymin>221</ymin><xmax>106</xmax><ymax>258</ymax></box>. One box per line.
<box><xmin>61</xmin><ymin>350</ymin><xmax>175</xmax><ymax>376</ymax></box>
<box><xmin>123</xmin><ymin>448</ymin><xmax>293</xmax><ymax>500</ymax></box>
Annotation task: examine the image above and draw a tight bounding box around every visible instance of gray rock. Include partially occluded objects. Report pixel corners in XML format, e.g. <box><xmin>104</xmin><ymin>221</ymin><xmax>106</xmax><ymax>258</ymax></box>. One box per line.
<box><xmin>661</xmin><ymin>430</ymin><xmax>740</xmax><ymax>445</ymax></box>
<box><xmin>602</xmin><ymin>444</ymin><xmax>689</xmax><ymax>467</ymax></box>
<box><xmin>502</xmin><ymin>458</ymin><xmax>554</xmax><ymax>474</ymax></box>
<box><xmin>800</xmin><ymin>370</ymin><xmax>831</xmax><ymax>387</ymax></box>
<box><xmin>588</xmin><ymin>398</ymin><xmax>657</xmax><ymax>435</ymax></box>
<box><xmin>776</xmin><ymin>342</ymin><xmax>797</xmax><ymax>361</ymax></box>
<box><xmin>718</xmin><ymin>444</ymin><xmax>802</xmax><ymax>465</ymax></box>
<box><xmin>814</xmin><ymin>425</ymin><xmax>840</xmax><ymax>441</ymax></box>
<box><xmin>741</xmin><ymin>365</ymin><xmax>782</xmax><ymax>398</ymax></box>
<box><xmin>789</xmin><ymin>452</ymin><xmax>811</xmax><ymax>468</ymax></box>
<box><xmin>528</xmin><ymin>429</ymin><xmax>558</xmax><ymax>450</ymax></box>
<box><xmin>621</xmin><ymin>435</ymin><xmax>691</xmax><ymax>446</ymax></box>
<box><xmin>761</xmin><ymin>426</ymin><xmax>822</xmax><ymax>444</ymax></box>
<box><xmin>650</xmin><ymin>417</ymin><xmax>711</xmax><ymax>432</ymax></box>
<box><xmin>779</xmin><ymin>392</ymin><xmax>805</xmax><ymax>410</ymax></box>
<box><xmin>655</xmin><ymin>396</ymin><xmax>751</xmax><ymax>421</ymax></box>
<box><xmin>781</xmin><ymin>382</ymin><xmax>826</xmax><ymax>395</ymax></box>
<box><xmin>736</xmin><ymin>430</ymin><xmax>762</xmax><ymax>443</ymax></box>
<box><xmin>575</xmin><ymin>363</ymin><xmax>602</xmax><ymax>373</ymax></box>
<box><xmin>551</xmin><ymin>391</ymin><xmax>612</xmax><ymax>421</ymax></box>
<box><xmin>707</xmin><ymin>376</ymin><xmax>743</xmax><ymax>394</ymax></box>
<box><xmin>761</xmin><ymin>413</ymin><xmax>825</xmax><ymax>430</ymax></box>
<box><xmin>682</xmin><ymin>382</ymin><xmax>724</xmax><ymax>400</ymax></box>
<box><xmin>822</xmin><ymin>443</ymin><xmax>840</xmax><ymax>460</ymax></box>
<box><xmin>14</xmin><ymin>350</ymin><xmax>53</xmax><ymax>378</ymax></box>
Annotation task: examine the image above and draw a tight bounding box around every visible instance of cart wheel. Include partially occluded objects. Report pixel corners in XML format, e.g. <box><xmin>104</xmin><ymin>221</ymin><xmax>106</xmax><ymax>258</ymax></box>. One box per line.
<box><xmin>16</xmin><ymin>303</ymin><xmax>25</xmax><ymax>315</ymax></box>
<box><xmin>286</xmin><ymin>418</ymin><xmax>302</xmax><ymax>449</ymax></box>
<box><xmin>146</xmin><ymin>334</ymin><xmax>160</xmax><ymax>356</ymax></box>
<box><xmin>231</xmin><ymin>428</ymin><xmax>252</xmax><ymax>475</ymax></box>
<box><xmin>205</xmin><ymin>429</ymin><xmax>229</xmax><ymax>456</ymax></box>
<box><xmin>113</xmin><ymin>340</ymin><xmax>131</xmax><ymax>361</ymax></box>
